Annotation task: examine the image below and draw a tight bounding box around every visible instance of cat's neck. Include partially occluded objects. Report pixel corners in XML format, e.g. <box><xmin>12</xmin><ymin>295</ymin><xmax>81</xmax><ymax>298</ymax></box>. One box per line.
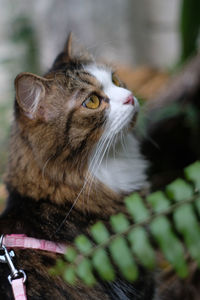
<box><xmin>0</xmin><ymin>189</ymin><xmax>103</xmax><ymax>241</ymax></box>
<box><xmin>4</xmin><ymin>127</ymin><xmax>148</xmax><ymax>234</ymax></box>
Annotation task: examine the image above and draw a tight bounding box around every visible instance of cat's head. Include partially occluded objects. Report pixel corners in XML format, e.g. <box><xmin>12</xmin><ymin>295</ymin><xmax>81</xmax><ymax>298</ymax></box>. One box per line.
<box><xmin>14</xmin><ymin>34</ymin><xmax>139</xmax><ymax>179</ymax></box>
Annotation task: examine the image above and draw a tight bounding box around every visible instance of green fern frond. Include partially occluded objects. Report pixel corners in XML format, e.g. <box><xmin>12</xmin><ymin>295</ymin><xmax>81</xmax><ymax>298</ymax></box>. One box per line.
<box><xmin>52</xmin><ymin>161</ymin><xmax>200</xmax><ymax>286</ymax></box>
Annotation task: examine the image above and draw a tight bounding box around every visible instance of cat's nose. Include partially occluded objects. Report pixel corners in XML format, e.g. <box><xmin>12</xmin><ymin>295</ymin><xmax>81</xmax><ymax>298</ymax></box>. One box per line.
<box><xmin>123</xmin><ymin>95</ymin><xmax>135</xmax><ymax>105</ymax></box>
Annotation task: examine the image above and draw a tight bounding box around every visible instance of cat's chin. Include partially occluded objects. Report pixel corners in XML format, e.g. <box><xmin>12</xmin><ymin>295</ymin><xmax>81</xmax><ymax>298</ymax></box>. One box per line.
<box><xmin>122</xmin><ymin>105</ymin><xmax>139</xmax><ymax>132</ymax></box>
<box><xmin>129</xmin><ymin>111</ymin><xmax>139</xmax><ymax>129</ymax></box>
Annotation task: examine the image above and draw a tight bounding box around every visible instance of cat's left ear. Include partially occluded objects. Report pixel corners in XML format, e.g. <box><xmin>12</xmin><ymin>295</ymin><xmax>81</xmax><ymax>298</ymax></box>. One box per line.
<box><xmin>15</xmin><ymin>72</ymin><xmax>50</xmax><ymax>120</ymax></box>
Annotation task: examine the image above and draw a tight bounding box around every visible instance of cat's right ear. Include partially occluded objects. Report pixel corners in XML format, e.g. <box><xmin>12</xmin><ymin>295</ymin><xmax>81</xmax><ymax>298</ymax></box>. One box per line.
<box><xmin>15</xmin><ymin>72</ymin><xmax>49</xmax><ymax>120</ymax></box>
<box><xmin>63</xmin><ymin>32</ymin><xmax>73</xmax><ymax>60</ymax></box>
<box><xmin>52</xmin><ymin>33</ymin><xmax>73</xmax><ymax>68</ymax></box>
<box><xmin>52</xmin><ymin>33</ymin><xmax>93</xmax><ymax>69</ymax></box>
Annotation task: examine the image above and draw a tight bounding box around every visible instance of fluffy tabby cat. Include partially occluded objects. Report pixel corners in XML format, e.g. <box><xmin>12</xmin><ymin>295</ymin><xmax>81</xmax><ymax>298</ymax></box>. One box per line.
<box><xmin>0</xmin><ymin>34</ymin><xmax>155</xmax><ymax>299</ymax></box>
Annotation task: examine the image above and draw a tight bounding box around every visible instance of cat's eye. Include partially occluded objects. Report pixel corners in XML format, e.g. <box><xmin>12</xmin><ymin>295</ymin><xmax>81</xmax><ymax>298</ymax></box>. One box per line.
<box><xmin>83</xmin><ymin>95</ymin><xmax>101</xmax><ymax>109</ymax></box>
<box><xmin>112</xmin><ymin>74</ymin><xmax>121</xmax><ymax>87</ymax></box>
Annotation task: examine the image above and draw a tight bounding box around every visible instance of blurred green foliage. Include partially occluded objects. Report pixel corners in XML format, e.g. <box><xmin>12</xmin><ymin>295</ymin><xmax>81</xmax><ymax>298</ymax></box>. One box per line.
<box><xmin>52</xmin><ymin>161</ymin><xmax>200</xmax><ymax>286</ymax></box>
<box><xmin>180</xmin><ymin>0</ymin><xmax>200</xmax><ymax>64</ymax></box>
<box><xmin>0</xmin><ymin>15</ymin><xmax>39</xmax><ymax>184</ymax></box>
<box><xmin>11</xmin><ymin>16</ymin><xmax>40</xmax><ymax>73</ymax></box>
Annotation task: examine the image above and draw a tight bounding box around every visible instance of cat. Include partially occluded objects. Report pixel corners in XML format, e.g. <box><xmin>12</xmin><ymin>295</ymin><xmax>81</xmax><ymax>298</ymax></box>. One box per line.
<box><xmin>0</xmin><ymin>34</ymin><xmax>155</xmax><ymax>299</ymax></box>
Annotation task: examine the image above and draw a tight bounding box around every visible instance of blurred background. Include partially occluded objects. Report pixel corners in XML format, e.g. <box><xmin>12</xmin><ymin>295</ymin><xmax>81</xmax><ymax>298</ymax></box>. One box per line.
<box><xmin>0</xmin><ymin>0</ymin><xmax>199</xmax><ymax>204</ymax></box>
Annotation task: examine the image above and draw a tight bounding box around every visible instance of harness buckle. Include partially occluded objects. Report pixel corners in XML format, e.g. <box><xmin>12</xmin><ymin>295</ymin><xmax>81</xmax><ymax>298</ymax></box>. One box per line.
<box><xmin>0</xmin><ymin>249</ymin><xmax>15</xmax><ymax>263</ymax></box>
<box><xmin>0</xmin><ymin>234</ymin><xmax>26</xmax><ymax>284</ymax></box>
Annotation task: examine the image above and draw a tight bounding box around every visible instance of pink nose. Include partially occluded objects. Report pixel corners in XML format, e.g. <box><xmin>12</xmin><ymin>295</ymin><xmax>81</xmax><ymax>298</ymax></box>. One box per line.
<box><xmin>123</xmin><ymin>95</ymin><xmax>134</xmax><ymax>105</ymax></box>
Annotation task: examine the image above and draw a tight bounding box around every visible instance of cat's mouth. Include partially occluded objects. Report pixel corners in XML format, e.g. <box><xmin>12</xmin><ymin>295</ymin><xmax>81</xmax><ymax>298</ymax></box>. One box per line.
<box><xmin>106</xmin><ymin>96</ymin><xmax>139</xmax><ymax>136</ymax></box>
<box><xmin>125</xmin><ymin>96</ymin><xmax>140</xmax><ymax>129</ymax></box>
<box><xmin>130</xmin><ymin>110</ymin><xmax>139</xmax><ymax>129</ymax></box>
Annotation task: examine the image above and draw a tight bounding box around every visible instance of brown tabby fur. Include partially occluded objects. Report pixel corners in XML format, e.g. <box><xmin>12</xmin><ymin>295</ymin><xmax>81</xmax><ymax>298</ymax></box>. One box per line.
<box><xmin>0</xmin><ymin>35</ymin><xmax>155</xmax><ymax>299</ymax></box>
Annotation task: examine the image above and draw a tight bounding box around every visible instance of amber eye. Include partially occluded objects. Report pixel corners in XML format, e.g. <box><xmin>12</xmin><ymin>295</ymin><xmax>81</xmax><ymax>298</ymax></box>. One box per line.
<box><xmin>83</xmin><ymin>95</ymin><xmax>101</xmax><ymax>109</ymax></box>
<box><xmin>112</xmin><ymin>74</ymin><xmax>121</xmax><ymax>87</ymax></box>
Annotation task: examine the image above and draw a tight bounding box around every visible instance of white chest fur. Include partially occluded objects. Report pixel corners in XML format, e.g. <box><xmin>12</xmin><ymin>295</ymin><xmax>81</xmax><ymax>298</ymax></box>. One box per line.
<box><xmin>91</xmin><ymin>133</ymin><xmax>148</xmax><ymax>194</ymax></box>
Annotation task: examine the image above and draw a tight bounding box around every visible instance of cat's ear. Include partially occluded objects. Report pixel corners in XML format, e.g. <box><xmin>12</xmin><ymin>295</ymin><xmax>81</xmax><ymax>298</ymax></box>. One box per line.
<box><xmin>52</xmin><ymin>32</ymin><xmax>73</xmax><ymax>68</ymax></box>
<box><xmin>63</xmin><ymin>32</ymin><xmax>73</xmax><ymax>60</ymax></box>
<box><xmin>52</xmin><ymin>33</ymin><xmax>93</xmax><ymax>68</ymax></box>
<box><xmin>15</xmin><ymin>72</ymin><xmax>49</xmax><ymax>120</ymax></box>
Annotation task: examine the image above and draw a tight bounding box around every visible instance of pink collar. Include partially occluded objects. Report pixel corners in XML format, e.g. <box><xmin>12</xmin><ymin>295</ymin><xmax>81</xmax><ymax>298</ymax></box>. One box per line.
<box><xmin>1</xmin><ymin>234</ymin><xmax>67</xmax><ymax>300</ymax></box>
<box><xmin>3</xmin><ymin>234</ymin><xmax>67</xmax><ymax>254</ymax></box>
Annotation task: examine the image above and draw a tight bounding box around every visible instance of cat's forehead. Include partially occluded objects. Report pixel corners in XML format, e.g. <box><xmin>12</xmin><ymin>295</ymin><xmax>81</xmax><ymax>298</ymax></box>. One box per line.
<box><xmin>46</xmin><ymin>62</ymin><xmax>113</xmax><ymax>93</ymax></box>
<box><xmin>84</xmin><ymin>64</ymin><xmax>112</xmax><ymax>86</ymax></box>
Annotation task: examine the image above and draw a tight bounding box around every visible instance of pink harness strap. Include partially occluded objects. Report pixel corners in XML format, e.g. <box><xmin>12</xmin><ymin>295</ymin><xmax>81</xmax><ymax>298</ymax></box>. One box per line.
<box><xmin>11</xmin><ymin>278</ymin><xmax>27</xmax><ymax>300</ymax></box>
<box><xmin>1</xmin><ymin>234</ymin><xmax>67</xmax><ymax>300</ymax></box>
<box><xmin>3</xmin><ymin>234</ymin><xmax>67</xmax><ymax>254</ymax></box>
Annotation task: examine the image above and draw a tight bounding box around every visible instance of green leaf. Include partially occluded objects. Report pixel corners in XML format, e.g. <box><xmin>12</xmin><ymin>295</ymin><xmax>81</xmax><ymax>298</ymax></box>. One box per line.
<box><xmin>195</xmin><ymin>196</ymin><xmax>200</xmax><ymax>216</ymax></box>
<box><xmin>110</xmin><ymin>213</ymin><xmax>130</xmax><ymax>233</ymax></box>
<box><xmin>174</xmin><ymin>204</ymin><xmax>200</xmax><ymax>266</ymax></box>
<box><xmin>166</xmin><ymin>179</ymin><xmax>193</xmax><ymax>201</ymax></box>
<box><xmin>90</xmin><ymin>222</ymin><xmax>110</xmax><ymax>244</ymax></box>
<box><xmin>109</xmin><ymin>237</ymin><xmax>138</xmax><ymax>281</ymax></box>
<box><xmin>125</xmin><ymin>193</ymin><xmax>150</xmax><ymax>222</ymax></box>
<box><xmin>147</xmin><ymin>191</ymin><xmax>170</xmax><ymax>213</ymax></box>
<box><xmin>92</xmin><ymin>249</ymin><xmax>115</xmax><ymax>281</ymax></box>
<box><xmin>184</xmin><ymin>161</ymin><xmax>200</xmax><ymax>190</ymax></box>
<box><xmin>63</xmin><ymin>266</ymin><xmax>76</xmax><ymax>285</ymax></box>
<box><xmin>52</xmin><ymin>161</ymin><xmax>200</xmax><ymax>286</ymax></box>
<box><xmin>180</xmin><ymin>0</ymin><xmax>200</xmax><ymax>63</ymax></box>
<box><xmin>49</xmin><ymin>258</ymin><xmax>65</xmax><ymax>276</ymax></box>
<box><xmin>75</xmin><ymin>235</ymin><xmax>92</xmax><ymax>255</ymax></box>
<box><xmin>128</xmin><ymin>227</ymin><xmax>155</xmax><ymax>269</ymax></box>
<box><xmin>150</xmin><ymin>216</ymin><xmax>188</xmax><ymax>278</ymax></box>
<box><xmin>64</xmin><ymin>247</ymin><xmax>77</xmax><ymax>263</ymax></box>
<box><xmin>76</xmin><ymin>258</ymin><xmax>96</xmax><ymax>286</ymax></box>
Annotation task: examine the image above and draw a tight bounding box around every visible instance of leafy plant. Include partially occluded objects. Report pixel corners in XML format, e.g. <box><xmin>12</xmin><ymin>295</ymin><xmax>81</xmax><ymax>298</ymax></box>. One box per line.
<box><xmin>51</xmin><ymin>161</ymin><xmax>200</xmax><ymax>286</ymax></box>
<box><xmin>180</xmin><ymin>0</ymin><xmax>200</xmax><ymax>64</ymax></box>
